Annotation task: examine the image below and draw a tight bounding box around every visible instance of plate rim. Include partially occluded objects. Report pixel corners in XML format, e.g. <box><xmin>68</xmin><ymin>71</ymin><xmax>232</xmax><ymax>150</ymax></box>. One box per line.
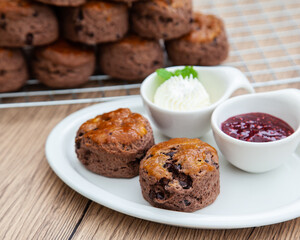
<box><xmin>45</xmin><ymin>95</ymin><xmax>300</xmax><ymax>229</ymax></box>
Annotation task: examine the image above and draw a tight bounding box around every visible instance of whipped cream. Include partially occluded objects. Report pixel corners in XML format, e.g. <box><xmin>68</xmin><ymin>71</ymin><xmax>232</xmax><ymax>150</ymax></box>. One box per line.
<box><xmin>154</xmin><ymin>75</ymin><xmax>211</xmax><ymax>111</ymax></box>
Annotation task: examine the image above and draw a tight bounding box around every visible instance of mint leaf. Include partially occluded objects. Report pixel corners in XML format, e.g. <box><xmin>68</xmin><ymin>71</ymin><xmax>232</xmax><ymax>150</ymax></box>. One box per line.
<box><xmin>156</xmin><ymin>68</ymin><xmax>174</xmax><ymax>84</ymax></box>
<box><xmin>178</xmin><ymin>66</ymin><xmax>198</xmax><ymax>79</ymax></box>
<box><xmin>156</xmin><ymin>66</ymin><xmax>198</xmax><ymax>85</ymax></box>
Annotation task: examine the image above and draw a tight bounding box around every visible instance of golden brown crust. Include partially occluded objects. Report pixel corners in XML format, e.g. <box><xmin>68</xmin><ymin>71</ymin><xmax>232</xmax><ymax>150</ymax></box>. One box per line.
<box><xmin>118</xmin><ymin>34</ymin><xmax>149</xmax><ymax>46</ymax></box>
<box><xmin>183</xmin><ymin>13</ymin><xmax>224</xmax><ymax>43</ymax></box>
<box><xmin>141</xmin><ymin>138</ymin><xmax>218</xmax><ymax>180</ymax></box>
<box><xmin>84</xmin><ymin>1</ymin><xmax>127</xmax><ymax>10</ymax></box>
<box><xmin>34</xmin><ymin>39</ymin><xmax>95</xmax><ymax>67</ymax></box>
<box><xmin>44</xmin><ymin>39</ymin><xmax>93</xmax><ymax>56</ymax></box>
<box><xmin>75</xmin><ymin>108</ymin><xmax>154</xmax><ymax>178</ymax></box>
<box><xmin>152</xmin><ymin>0</ymin><xmax>185</xmax><ymax>8</ymax></box>
<box><xmin>79</xmin><ymin>108</ymin><xmax>148</xmax><ymax>146</ymax></box>
<box><xmin>0</xmin><ymin>0</ymin><xmax>32</xmax><ymax>10</ymax></box>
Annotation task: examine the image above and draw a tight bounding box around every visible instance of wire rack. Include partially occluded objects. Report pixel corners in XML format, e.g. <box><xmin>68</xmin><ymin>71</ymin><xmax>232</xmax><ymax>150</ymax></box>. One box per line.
<box><xmin>0</xmin><ymin>0</ymin><xmax>299</xmax><ymax>108</ymax></box>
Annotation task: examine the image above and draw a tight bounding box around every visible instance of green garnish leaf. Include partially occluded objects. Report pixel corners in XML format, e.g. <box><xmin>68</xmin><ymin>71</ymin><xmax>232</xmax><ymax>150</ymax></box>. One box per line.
<box><xmin>156</xmin><ymin>68</ymin><xmax>174</xmax><ymax>84</ymax></box>
<box><xmin>156</xmin><ymin>66</ymin><xmax>199</xmax><ymax>84</ymax></box>
<box><xmin>176</xmin><ymin>66</ymin><xmax>198</xmax><ymax>79</ymax></box>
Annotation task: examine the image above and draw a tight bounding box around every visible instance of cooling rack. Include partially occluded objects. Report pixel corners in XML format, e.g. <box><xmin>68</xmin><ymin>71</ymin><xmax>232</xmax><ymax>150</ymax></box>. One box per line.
<box><xmin>0</xmin><ymin>0</ymin><xmax>299</xmax><ymax>108</ymax></box>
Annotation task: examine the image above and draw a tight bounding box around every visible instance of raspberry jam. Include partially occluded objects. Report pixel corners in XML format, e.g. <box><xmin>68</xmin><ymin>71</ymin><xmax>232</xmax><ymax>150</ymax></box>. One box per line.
<box><xmin>221</xmin><ymin>112</ymin><xmax>294</xmax><ymax>142</ymax></box>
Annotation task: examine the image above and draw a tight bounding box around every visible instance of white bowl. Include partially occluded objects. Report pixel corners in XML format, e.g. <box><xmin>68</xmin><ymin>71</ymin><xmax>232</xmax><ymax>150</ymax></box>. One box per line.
<box><xmin>141</xmin><ymin>66</ymin><xmax>254</xmax><ymax>138</ymax></box>
<box><xmin>211</xmin><ymin>89</ymin><xmax>300</xmax><ymax>173</ymax></box>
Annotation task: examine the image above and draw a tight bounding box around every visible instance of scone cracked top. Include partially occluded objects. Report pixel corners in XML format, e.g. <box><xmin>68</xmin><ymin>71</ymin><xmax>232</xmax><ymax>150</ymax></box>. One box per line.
<box><xmin>75</xmin><ymin>108</ymin><xmax>154</xmax><ymax>178</ymax></box>
<box><xmin>183</xmin><ymin>13</ymin><xmax>224</xmax><ymax>43</ymax></box>
<box><xmin>140</xmin><ymin>138</ymin><xmax>220</xmax><ymax>212</ymax></box>
<box><xmin>166</xmin><ymin>12</ymin><xmax>229</xmax><ymax>66</ymax></box>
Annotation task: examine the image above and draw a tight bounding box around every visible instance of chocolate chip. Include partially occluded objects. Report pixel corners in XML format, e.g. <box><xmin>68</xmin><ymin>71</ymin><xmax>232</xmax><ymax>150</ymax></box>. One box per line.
<box><xmin>87</xmin><ymin>32</ymin><xmax>94</xmax><ymax>38</ymax></box>
<box><xmin>0</xmin><ymin>21</ymin><xmax>6</xmax><ymax>30</ymax></box>
<box><xmin>93</xmin><ymin>128</ymin><xmax>99</xmax><ymax>131</ymax></box>
<box><xmin>163</xmin><ymin>151</ymin><xmax>175</xmax><ymax>158</ymax></box>
<box><xmin>33</xmin><ymin>11</ymin><xmax>38</xmax><ymax>17</ymax></box>
<box><xmin>159</xmin><ymin>177</ymin><xmax>169</xmax><ymax>186</ymax></box>
<box><xmin>179</xmin><ymin>174</ymin><xmax>192</xmax><ymax>189</ymax></box>
<box><xmin>159</xmin><ymin>16</ymin><xmax>173</xmax><ymax>23</ymax></box>
<box><xmin>149</xmin><ymin>190</ymin><xmax>156</xmax><ymax>200</ymax></box>
<box><xmin>78</xmin><ymin>132</ymin><xmax>84</xmax><ymax>137</ymax></box>
<box><xmin>189</xmin><ymin>18</ymin><xmax>194</xmax><ymax>23</ymax></box>
<box><xmin>153</xmin><ymin>60</ymin><xmax>160</xmax><ymax>66</ymax></box>
<box><xmin>0</xmin><ymin>13</ymin><xmax>5</xmax><ymax>19</ymax></box>
<box><xmin>78</xmin><ymin>9</ymin><xmax>84</xmax><ymax>20</ymax></box>
<box><xmin>0</xmin><ymin>70</ymin><xmax>6</xmax><ymax>76</ymax></box>
<box><xmin>25</xmin><ymin>33</ymin><xmax>33</xmax><ymax>45</ymax></box>
<box><xmin>75</xmin><ymin>140</ymin><xmax>81</xmax><ymax>149</ymax></box>
<box><xmin>145</xmin><ymin>14</ymin><xmax>153</xmax><ymax>20</ymax></box>
<box><xmin>109</xmin><ymin>132</ymin><xmax>112</xmax><ymax>135</ymax></box>
<box><xmin>212</xmin><ymin>160</ymin><xmax>219</xmax><ymax>169</ymax></box>
<box><xmin>146</xmin><ymin>154</ymin><xmax>153</xmax><ymax>159</ymax></box>
<box><xmin>84</xmin><ymin>150</ymin><xmax>91</xmax><ymax>160</ymax></box>
<box><xmin>75</xmin><ymin>25</ymin><xmax>83</xmax><ymax>32</ymax></box>
<box><xmin>163</xmin><ymin>163</ymin><xmax>171</xmax><ymax>169</ymax></box>
<box><xmin>116</xmin><ymin>34</ymin><xmax>121</xmax><ymax>39</ymax></box>
<box><xmin>184</xmin><ymin>200</ymin><xmax>191</xmax><ymax>206</ymax></box>
<box><xmin>156</xmin><ymin>192</ymin><xmax>164</xmax><ymax>200</ymax></box>
<box><xmin>127</xmin><ymin>159</ymin><xmax>140</xmax><ymax>169</ymax></box>
<box><xmin>175</xmin><ymin>164</ymin><xmax>182</xmax><ymax>170</ymax></box>
<box><xmin>179</xmin><ymin>181</ymin><xmax>188</xmax><ymax>188</ymax></box>
<box><xmin>212</xmin><ymin>37</ymin><xmax>218</xmax><ymax>45</ymax></box>
<box><xmin>165</xmin><ymin>162</ymin><xmax>182</xmax><ymax>174</ymax></box>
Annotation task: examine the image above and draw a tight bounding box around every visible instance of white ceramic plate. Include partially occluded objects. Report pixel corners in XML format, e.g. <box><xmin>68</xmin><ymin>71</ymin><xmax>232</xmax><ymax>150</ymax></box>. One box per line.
<box><xmin>46</xmin><ymin>96</ymin><xmax>300</xmax><ymax>229</ymax></box>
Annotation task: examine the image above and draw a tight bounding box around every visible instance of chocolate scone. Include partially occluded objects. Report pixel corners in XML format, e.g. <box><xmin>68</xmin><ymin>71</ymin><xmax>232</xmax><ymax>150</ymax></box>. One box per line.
<box><xmin>140</xmin><ymin>138</ymin><xmax>220</xmax><ymax>212</ymax></box>
<box><xmin>131</xmin><ymin>0</ymin><xmax>193</xmax><ymax>40</ymax></box>
<box><xmin>34</xmin><ymin>0</ymin><xmax>86</xmax><ymax>7</ymax></box>
<box><xmin>0</xmin><ymin>0</ymin><xmax>59</xmax><ymax>47</ymax></box>
<box><xmin>110</xmin><ymin>0</ymin><xmax>140</xmax><ymax>3</ymax></box>
<box><xmin>75</xmin><ymin>108</ymin><xmax>155</xmax><ymax>178</ymax></box>
<box><xmin>0</xmin><ymin>48</ymin><xmax>28</xmax><ymax>93</ymax></box>
<box><xmin>32</xmin><ymin>39</ymin><xmax>95</xmax><ymax>88</ymax></box>
<box><xmin>166</xmin><ymin>13</ymin><xmax>229</xmax><ymax>66</ymax></box>
<box><xmin>61</xmin><ymin>1</ymin><xmax>128</xmax><ymax>45</ymax></box>
<box><xmin>99</xmin><ymin>34</ymin><xmax>164</xmax><ymax>81</ymax></box>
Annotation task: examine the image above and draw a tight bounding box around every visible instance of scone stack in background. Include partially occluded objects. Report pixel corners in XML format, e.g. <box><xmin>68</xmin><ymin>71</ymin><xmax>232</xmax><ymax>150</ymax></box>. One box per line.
<box><xmin>0</xmin><ymin>0</ymin><xmax>229</xmax><ymax>93</ymax></box>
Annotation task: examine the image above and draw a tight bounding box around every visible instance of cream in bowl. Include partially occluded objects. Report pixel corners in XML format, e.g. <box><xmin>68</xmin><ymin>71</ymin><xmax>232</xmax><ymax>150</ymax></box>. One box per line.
<box><xmin>154</xmin><ymin>70</ymin><xmax>211</xmax><ymax>111</ymax></box>
<box><xmin>141</xmin><ymin>66</ymin><xmax>254</xmax><ymax>138</ymax></box>
<box><xmin>211</xmin><ymin>89</ymin><xmax>300</xmax><ymax>173</ymax></box>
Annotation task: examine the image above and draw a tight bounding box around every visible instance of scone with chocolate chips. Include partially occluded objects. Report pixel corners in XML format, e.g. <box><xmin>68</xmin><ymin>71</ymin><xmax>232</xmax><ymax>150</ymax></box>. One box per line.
<box><xmin>99</xmin><ymin>34</ymin><xmax>164</xmax><ymax>81</ymax></box>
<box><xmin>0</xmin><ymin>0</ymin><xmax>58</xmax><ymax>47</ymax></box>
<box><xmin>140</xmin><ymin>138</ymin><xmax>220</xmax><ymax>212</ymax></box>
<box><xmin>75</xmin><ymin>108</ymin><xmax>155</xmax><ymax>178</ymax></box>
<box><xmin>32</xmin><ymin>39</ymin><xmax>95</xmax><ymax>88</ymax></box>
<box><xmin>61</xmin><ymin>1</ymin><xmax>128</xmax><ymax>45</ymax></box>
<box><xmin>35</xmin><ymin>0</ymin><xmax>86</xmax><ymax>7</ymax></box>
<box><xmin>166</xmin><ymin>12</ymin><xmax>229</xmax><ymax>66</ymax></box>
<box><xmin>0</xmin><ymin>48</ymin><xmax>28</xmax><ymax>92</ymax></box>
<box><xmin>131</xmin><ymin>0</ymin><xmax>193</xmax><ymax>40</ymax></box>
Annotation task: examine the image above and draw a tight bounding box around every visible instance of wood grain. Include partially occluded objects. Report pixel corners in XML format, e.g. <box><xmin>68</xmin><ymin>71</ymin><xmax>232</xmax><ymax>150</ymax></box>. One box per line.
<box><xmin>0</xmin><ymin>105</ymin><xmax>90</xmax><ymax>239</ymax></box>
